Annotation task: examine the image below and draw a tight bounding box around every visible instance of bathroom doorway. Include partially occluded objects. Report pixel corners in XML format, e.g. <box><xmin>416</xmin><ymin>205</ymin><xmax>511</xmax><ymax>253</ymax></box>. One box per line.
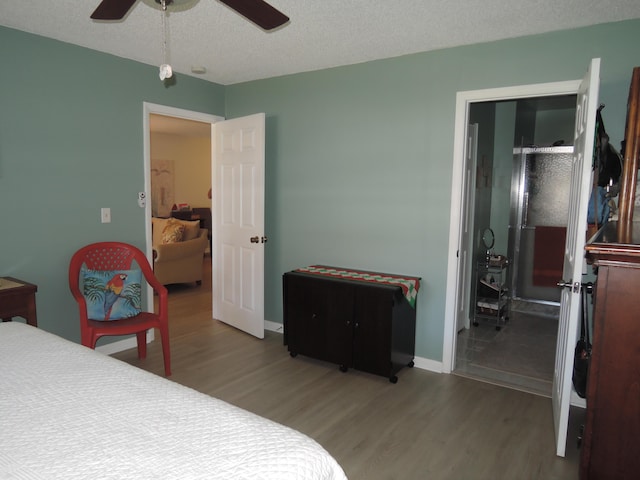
<box><xmin>455</xmin><ymin>94</ymin><xmax>578</xmax><ymax>396</ymax></box>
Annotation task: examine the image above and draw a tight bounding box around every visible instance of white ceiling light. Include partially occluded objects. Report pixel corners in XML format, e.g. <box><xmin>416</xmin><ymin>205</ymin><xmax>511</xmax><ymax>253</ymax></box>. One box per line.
<box><xmin>141</xmin><ymin>0</ymin><xmax>200</xmax><ymax>13</ymax></box>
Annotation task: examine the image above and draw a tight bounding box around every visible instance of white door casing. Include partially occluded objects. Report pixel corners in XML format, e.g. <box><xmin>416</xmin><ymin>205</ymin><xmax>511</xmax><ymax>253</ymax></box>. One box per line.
<box><xmin>552</xmin><ymin>57</ymin><xmax>600</xmax><ymax>457</ymax></box>
<box><xmin>443</xmin><ymin>78</ymin><xmax>582</xmax><ymax>374</ymax></box>
<box><xmin>142</xmin><ymin>102</ymin><xmax>222</xmax><ymax>347</ymax></box>
<box><xmin>212</xmin><ymin>113</ymin><xmax>266</xmax><ymax>339</ymax></box>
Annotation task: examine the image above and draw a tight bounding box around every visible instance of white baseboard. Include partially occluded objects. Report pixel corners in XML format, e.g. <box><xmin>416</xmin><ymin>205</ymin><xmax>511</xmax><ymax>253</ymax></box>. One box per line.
<box><xmin>413</xmin><ymin>356</ymin><xmax>443</xmax><ymax>373</ymax></box>
<box><xmin>264</xmin><ymin>320</ymin><xmax>283</xmax><ymax>333</ymax></box>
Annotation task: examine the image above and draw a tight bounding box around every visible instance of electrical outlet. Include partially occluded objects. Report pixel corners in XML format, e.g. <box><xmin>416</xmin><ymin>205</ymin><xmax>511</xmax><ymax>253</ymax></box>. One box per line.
<box><xmin>101</xmin><ymin>208</ymin><xmax>111</xmax><ymax>223</ymax></box>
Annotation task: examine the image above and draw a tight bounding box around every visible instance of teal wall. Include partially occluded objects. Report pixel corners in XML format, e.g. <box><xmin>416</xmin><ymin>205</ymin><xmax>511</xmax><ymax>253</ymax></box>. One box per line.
<box><xmin>224</xmin><ymin>19</ymin><xmax>640</xmax><ymax>362</ymax></box>
<box><xmin>0</xmin><ymin>26</ymin><xmax>225</xmax><ymax>342</ymax></box>
<box><xmin>2</xmin><ymin>19</ymin><xmax>639</xmax><ymax>363</ymax></box>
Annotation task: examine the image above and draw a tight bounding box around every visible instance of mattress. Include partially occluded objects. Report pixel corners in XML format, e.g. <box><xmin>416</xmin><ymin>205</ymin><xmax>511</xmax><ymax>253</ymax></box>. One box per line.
<box><xmin>0</xmin><ymin>322</ymin><xmax>347</xmax><ymax>480</ymax></box>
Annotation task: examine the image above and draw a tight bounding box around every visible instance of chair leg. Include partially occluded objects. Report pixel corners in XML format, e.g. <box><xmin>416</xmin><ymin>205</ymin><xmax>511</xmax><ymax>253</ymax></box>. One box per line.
<box><xmin>85</xmin><ymin>333</ymin><xmax>99</xmax><ymax>350</ymax></box>
<box><xmin>159</xmin><ymin>326</ymin><xmax>172</xmax><ymax>377</ymax></box>
<box><xmin>136</xmin><ymin>331</ymin><xmax>147</xmax><ymax>359</ymax></box>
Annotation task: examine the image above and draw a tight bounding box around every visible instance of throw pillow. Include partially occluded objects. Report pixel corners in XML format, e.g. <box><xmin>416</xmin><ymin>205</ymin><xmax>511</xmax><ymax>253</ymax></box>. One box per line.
<box><xmin>162</xmin><ymin>219</ymin><xmax>185</xmax><ymax>244</ymax></box>
<box><xmin>179</xmin><ymin>219</ymin><xmax>201</xmax><ymax>241</ymax></box>
<box><xmin>81</xmin><ymin>269</ymin><xmax>142</xmax><ymax>321</ymax></box>
<box><xmin>152</xmin><ymin>217</ymin><xmax>169</xmax><ymax>246</ymax></box>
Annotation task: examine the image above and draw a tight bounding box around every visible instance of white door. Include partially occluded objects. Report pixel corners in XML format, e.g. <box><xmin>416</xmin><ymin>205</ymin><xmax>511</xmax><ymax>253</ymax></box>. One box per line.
<box><xmin>552</xmin><ymin>58</ymin><xmax>600</xmax><ymax>457</ymax></box>
<box><xmin>456</xmin><ymin>124</ymin><xmax>479</xmax><ymax>332</ymax></box>
<box><xmin>212</xmin><ymin>113</ymin><xmax>266</xmax><ymax>339</ymax></box>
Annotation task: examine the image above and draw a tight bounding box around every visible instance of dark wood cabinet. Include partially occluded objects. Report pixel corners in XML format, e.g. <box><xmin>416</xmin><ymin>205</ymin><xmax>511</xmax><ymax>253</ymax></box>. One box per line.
<box><xmin>581</xmin><ymin>222</ymin><xmax>640</xmax><ymax>479</ymax></box>
<box><xmin>283</xmin><ymin>268</ymin><xmax>419</xmax><ymax>383</ymax></box>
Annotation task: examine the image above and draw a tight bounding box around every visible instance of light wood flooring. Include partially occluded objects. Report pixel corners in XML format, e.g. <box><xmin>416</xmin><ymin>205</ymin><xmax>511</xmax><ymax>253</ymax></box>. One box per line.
<box><xmin>112</xmin><ymin>258</ymin><xmax>583</xmax><ymax>480</ymax></box>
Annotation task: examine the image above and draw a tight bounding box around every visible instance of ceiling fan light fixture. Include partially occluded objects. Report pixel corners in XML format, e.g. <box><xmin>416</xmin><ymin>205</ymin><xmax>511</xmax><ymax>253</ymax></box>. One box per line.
<box><xmin>159</xmin><ymin>63</ymin><xmax>173</xmax><ymax>80</ymax></box>
<box><xmin>90</xmin><ymin>0</ymin><xmax>289</xmax><ymax>80</ymax></box>
<box><xmin>141</xmin><ymin>0</ymin><xmax>200</xmax><ymax>13</ymax></box>
<box><xmin>91</xmin><ymin>0</ymin><xmax>288</xmax><ymax>30</ymax></box>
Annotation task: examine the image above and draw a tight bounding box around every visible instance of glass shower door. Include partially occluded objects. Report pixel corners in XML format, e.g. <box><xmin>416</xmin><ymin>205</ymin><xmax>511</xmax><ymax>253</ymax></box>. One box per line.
<box><xmin>508</xmin><ymin>146</ymin><xmax>574</xmax><ymax>303</ymax></box>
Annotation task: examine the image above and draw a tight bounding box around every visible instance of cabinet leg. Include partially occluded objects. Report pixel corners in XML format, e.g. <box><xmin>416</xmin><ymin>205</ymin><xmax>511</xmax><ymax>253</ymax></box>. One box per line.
<box><xmin>389</xmin><ymin>375</ymin><xmax>398</xmax><ymax>384</ymax></box>
<box><xmin>339</xmin><ymin>365</ymin><xmax>348</xmax><ymax>373</ymax></box>
<box><xmin>289</xmin><ymin>352</ymin><xmax>298</xmax><ymax>358</ymax></box>
<box><xmin>408</xmin><ymin>360</ymin><xmax>415</xmax><ymax>368</ymax></box>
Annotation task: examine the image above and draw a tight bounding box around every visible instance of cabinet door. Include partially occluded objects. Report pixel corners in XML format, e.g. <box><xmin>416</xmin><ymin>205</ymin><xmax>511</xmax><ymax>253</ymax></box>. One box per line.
<box><xmin>352</xmin><ymin>285</ymin><xmax>394</xmax><ymax>377</ymax></box>
<box><xmin>284</xmin><ymin>275</ymin><xmax>353</xmax><ymax>367</ymax></box>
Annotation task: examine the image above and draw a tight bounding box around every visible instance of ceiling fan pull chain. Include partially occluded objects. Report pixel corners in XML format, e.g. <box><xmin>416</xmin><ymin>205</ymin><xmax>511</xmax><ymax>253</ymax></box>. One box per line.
<box><xmin>159</xmin><ymin>0</ymin><xmax>173</xmax><ymax>80</ymax></box>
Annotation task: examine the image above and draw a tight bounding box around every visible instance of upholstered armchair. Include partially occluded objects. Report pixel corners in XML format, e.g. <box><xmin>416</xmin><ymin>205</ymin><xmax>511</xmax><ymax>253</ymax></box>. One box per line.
<box><xmin>152</xmin><ymin>217</ymin><xmax>208</xmax><ymax>286</ymax></box>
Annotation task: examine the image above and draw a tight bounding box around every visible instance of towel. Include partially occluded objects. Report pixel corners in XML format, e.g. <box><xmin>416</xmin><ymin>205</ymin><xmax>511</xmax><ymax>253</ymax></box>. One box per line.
<box><xmin>532</xmin><ymin>226</ymin><xmax>567</xmax><ymax>287</ymax></box>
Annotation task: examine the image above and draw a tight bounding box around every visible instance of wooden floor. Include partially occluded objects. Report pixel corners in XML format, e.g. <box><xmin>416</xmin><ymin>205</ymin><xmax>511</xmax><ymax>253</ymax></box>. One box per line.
<box><xmin>112</xmin><ymin>258</ymin><xmax>583</xmax><ymax>480</ymax></box>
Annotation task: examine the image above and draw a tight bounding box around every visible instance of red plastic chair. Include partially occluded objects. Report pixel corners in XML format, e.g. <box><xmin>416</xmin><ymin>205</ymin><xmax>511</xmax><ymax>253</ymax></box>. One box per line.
<box><xmin>69</xmin><ymin>242</ymin><xmax>171</xmax><ymax>376</ymax></box>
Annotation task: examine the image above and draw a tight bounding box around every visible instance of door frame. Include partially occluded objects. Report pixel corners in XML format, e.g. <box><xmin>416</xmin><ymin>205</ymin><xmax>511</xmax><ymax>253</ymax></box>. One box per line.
<box><xmin>442</xmin><ymin>80</ymin><xmax>581</xmax><ymax>374</ymax></box>
<box><xmin>142</xmin><ymin>102</ymin><xmax>223</xmax><ymax>306</ymax></box>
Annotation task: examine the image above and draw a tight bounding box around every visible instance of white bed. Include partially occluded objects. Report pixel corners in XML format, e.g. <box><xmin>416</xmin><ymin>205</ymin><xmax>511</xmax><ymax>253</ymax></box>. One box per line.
<box><xmin>0</xmin><ymin>322</ymin><xmax>347</xmax><ymax>480</ymax></box>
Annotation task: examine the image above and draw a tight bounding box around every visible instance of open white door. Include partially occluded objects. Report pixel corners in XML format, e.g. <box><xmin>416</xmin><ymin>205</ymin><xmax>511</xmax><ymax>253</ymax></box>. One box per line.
<box><xmin>212</xmin><ymin>113</ymin><xmax>265</xmax><ymax>339</ymax></box>
<box><xmin>456</xmin><ymin>124</ymin><xmax>479</xmax><ymax>332</ymax></box>
<box><xmin>552</xmin><ymin>58</ymin><xmax>600</xmax><ymax>457</ymax></box>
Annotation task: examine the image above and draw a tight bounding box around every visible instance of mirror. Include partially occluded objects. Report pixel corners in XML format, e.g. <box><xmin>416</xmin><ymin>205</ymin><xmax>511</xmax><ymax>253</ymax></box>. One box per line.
<box><xmin>482</xmin><ymin>228</ymin><xmax>495</xmax><ymax>250</ymax></box>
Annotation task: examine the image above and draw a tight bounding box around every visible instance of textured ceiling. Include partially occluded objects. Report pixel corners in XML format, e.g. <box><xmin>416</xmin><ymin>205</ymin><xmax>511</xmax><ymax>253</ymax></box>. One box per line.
<box><xmin>1</xmin><ymin>0</ymin><xmax>640</xmax><ymax>86</ymax></box>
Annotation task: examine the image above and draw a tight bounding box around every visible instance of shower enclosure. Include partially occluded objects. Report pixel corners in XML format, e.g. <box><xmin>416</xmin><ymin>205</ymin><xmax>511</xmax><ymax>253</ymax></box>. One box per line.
<box><xmin>507</xmin><ymin>146</ymin><xmax>574</xmax><ymax>304</ymax></box>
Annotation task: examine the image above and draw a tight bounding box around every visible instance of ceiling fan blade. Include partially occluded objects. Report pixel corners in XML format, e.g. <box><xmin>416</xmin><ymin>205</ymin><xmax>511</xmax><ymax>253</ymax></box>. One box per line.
<box><xmin>217</xmin><ymin>0</ymin><xmax>289</xmax><ymax>30</ymax></box>
<box><xmin>91</xmin><ymin>0</ymin><xmax>138</xmax><ymax>20</ymax></box>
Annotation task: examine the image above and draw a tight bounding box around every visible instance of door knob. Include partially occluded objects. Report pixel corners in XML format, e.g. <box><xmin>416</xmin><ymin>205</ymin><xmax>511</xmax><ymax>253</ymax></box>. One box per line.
<box><xmin>250</xmin><ymin>236</ymin><xmax>259</xmax><ymax>243</ymax></box>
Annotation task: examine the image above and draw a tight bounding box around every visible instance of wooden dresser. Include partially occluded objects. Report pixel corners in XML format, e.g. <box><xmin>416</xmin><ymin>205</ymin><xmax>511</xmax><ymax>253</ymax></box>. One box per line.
<box><xmin>581</xmin><ymin>222</ymin><xmax>640</xmax><ymax>479</ymax></box>
<box><xmin>579</xmin><ymin>63</ymin><xmax>640</xmax><ymax>480</ymax></box>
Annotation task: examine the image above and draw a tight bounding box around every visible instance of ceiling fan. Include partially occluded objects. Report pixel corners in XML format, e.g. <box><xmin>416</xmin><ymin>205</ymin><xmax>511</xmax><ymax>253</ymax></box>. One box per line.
<box><xmin>90</xmin><ymin>0</ymin><xmax>289</xmax><ymax>31</ymax></box>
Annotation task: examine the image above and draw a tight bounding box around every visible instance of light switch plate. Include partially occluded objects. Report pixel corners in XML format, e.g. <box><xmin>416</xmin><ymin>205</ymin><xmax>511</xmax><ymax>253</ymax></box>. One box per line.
<box><xmin>101</xmin><ymin>208</ymin><xmax>111</xmax><ymax>223</ymax></box>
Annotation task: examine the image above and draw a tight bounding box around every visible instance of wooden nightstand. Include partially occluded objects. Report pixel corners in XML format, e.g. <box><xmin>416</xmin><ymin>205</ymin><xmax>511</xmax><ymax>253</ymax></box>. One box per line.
<box><xmin>0</xmin><ymin>277</ymin><xmax>38</xmax><ymax>327</ymax></box>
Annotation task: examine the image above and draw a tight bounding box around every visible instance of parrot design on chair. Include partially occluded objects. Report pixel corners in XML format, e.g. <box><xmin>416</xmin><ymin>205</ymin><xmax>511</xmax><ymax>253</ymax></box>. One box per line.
<box><xmin>103</xmin><ymin>273</ymin><xmax>127</xmax><ymax>321</ymax></box>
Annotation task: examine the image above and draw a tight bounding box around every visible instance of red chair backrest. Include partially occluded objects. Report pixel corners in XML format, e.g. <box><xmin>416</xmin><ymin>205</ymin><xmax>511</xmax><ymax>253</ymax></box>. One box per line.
<box><xmin>69</xmin><ymin>242</ymin><xmax>159</xmax><ymax>304</ymax></box>
<box><xmin>76</xmin><ymin>243</ymin><xmax>137</xmax><ymax>271</ymax></box>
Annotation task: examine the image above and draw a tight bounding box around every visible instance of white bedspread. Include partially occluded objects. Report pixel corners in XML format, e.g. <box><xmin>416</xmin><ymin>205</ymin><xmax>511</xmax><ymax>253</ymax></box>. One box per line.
<box><xmin>0</xmin><ymin>323</ymin><xmax>347</xmax><ymax>480</ymax></box>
